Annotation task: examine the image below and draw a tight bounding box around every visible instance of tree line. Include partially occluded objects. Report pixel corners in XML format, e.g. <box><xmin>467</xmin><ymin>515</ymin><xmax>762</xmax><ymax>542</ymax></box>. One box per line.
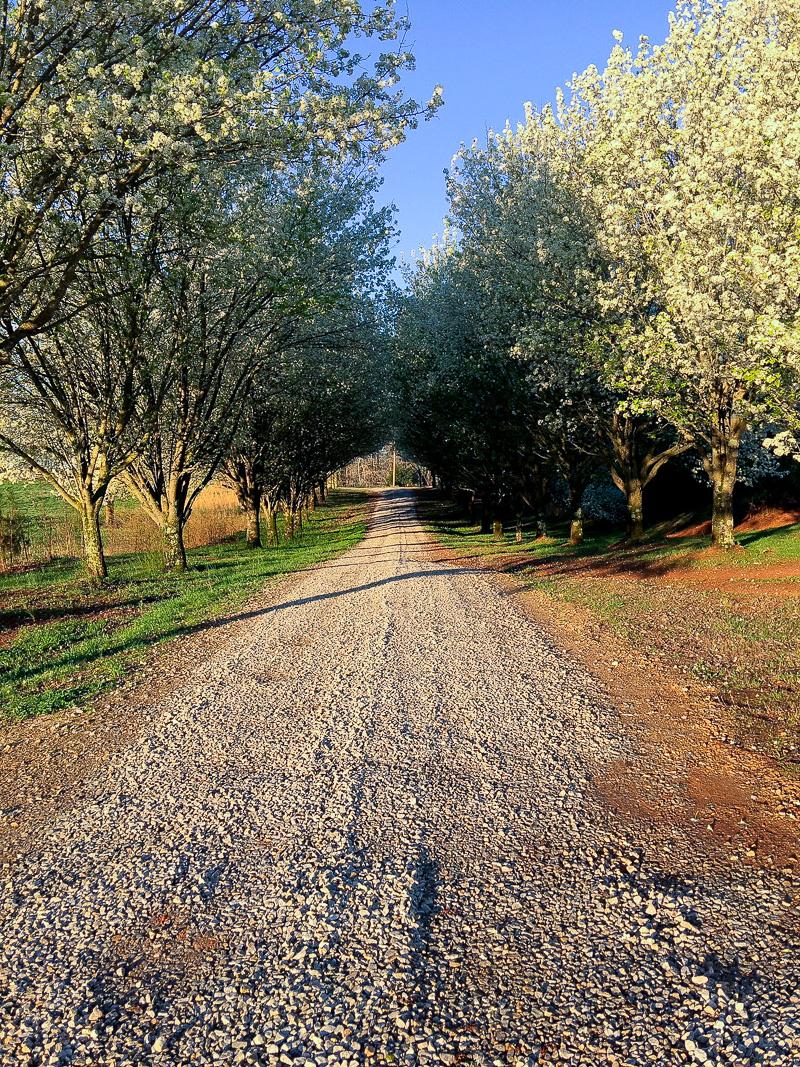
<box><xmin>0</xmin><ymin>0</ymin><xmax>441</xmax><ymax>579</ymax></box>
<box><xmin>394</xmin><ymin>0</ymin><xmax>800</xmax><ymax>548</ymax></box>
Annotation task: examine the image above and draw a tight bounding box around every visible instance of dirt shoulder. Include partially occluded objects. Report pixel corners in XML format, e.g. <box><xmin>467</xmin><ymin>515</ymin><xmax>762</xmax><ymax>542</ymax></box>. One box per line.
<box><xmin>421</xmin><ymin>516</ymin><xmax>800</xmax><ymax>877</ymax></box>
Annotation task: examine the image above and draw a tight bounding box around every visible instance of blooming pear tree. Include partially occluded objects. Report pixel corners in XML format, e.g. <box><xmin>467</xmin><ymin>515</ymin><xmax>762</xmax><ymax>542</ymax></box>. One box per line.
<box><xmin>0</xmin><ymin>209</ymin><xmax>172</xmax><ymax>579</ymax></box>
<box><xmin>220</xmin><ymin>292</ymin><xmax>391</xmax><ymax>548</ymax></box>
<box><xmin>0</xmin><ymin>0</ymin><xmax>441</xmax><ymax>362</ymax></box>
<box><xmin>568</xmin><ymin>0</ymin><xmax>800</xmax><ymax>547</ymax></box>
<box><xmin>401</xmin><ymin>0</ymin><xmax>800</xmax><ymax>548</ymax></box>
<box><xmin>124</xmin><ymin>165</ymin><xmax>395</xmax><ymax>569</ymax></box>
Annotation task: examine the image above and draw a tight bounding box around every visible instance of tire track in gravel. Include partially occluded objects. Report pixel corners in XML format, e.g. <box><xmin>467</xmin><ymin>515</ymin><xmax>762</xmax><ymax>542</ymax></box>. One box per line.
<box><xmin>1</xmin><ymin>489</ymin><xmax>799</xmax><ymax>1067</ymax></box>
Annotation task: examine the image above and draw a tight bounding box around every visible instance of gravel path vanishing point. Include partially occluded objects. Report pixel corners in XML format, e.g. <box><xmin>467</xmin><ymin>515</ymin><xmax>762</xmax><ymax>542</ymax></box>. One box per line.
<box><xmin>1</xmin><ymin>490</ymin><xmax>799</xmax><ymax>1067</ymax></box>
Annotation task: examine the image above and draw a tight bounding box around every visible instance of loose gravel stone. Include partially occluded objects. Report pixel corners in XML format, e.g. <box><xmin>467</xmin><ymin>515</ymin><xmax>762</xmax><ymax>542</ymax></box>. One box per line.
<box><xmin>1</xmin><ymin>491</ymin><xmax>798</xmax><ymax>1065</ymax></box>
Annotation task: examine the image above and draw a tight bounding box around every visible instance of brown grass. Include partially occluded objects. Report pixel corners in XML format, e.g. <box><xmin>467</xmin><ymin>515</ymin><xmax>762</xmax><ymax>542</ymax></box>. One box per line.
<box><xmin>0</xmin><ymin>482</ymin><xmax>247</xmax><ymax>572</ymax></box>
<box><xmin>102</xmin><ymin>484</ymin><xmax>244</xmax><ymax>557</ymax></box>
<box><xmin>184</xmin><ymin>485</ymin><xmax>244</xmax><ymax>549</ymax></box>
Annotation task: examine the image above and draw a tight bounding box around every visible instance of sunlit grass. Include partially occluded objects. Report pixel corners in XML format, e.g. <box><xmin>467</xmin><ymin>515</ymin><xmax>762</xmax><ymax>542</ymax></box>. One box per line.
<box><xmin>422</xmin><ymin>497</ymin><xmax>800</xmax><ymax>569</ymax></box>
<box><xmin>0</xmin><ymin>492</ymin><xmax>370</xmax><ymax>721</ymax></box>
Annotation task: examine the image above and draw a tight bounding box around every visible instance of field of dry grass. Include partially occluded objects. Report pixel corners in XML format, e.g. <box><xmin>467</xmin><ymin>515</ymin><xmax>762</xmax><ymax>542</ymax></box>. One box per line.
<box><xmin>0</xmin><ymin>481</ymin><xmax>246</xmax><ymax>569</ymax></box>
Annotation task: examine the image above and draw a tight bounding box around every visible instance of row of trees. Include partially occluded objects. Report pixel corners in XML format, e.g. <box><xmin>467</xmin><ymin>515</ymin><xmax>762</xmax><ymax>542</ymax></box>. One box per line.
<box><xmin>0</xmin><ymin>164</ymin><xmax>393</xmax><ymax>578</ymax></box>
<box><xmin>0</xmin><ymin>0</ymin><xmax>439</xmax><ymax>578</ymax></box>
<box><xmin>394</xmin><ymin>0</ymin><xmax>800</xmax><ymax>548</ymax></box>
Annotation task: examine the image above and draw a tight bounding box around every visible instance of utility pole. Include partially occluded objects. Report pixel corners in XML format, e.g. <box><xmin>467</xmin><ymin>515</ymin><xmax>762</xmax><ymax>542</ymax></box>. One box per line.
<box><xmin>392</xmin><ymin>447</ymin><xmax>397</xmax><ymax>488</ymax></box>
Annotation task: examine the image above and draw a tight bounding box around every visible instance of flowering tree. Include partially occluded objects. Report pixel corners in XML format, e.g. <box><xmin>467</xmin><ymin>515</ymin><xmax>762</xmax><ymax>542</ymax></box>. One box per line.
<box><xmin>124</xmin><ymin>165</ymin><xmax>394</xmax><ymax>569</ymax></box>
<box><xmin>0</xmin><ymin>210</ymin><xmax>171</xmax><ymax>579</ymax></box>
<box><xmin>424</xmin><ymin>0</ymin><xmax>800</xmax><ymax>546</ymax></box>
<box><xmin>566</xmin><ymin>0</ymin><xmax>800</xmax><ymax>547</ymax></box>
<box><xmin>472</xmin><ymin>104</ymin><xmax>693</xmax><ymax>541</ymax></box>
<box><xmin>0</xmin><ymin>0</ymin><xmax>441</xmax><ymax>362</ymax></box>
<box><xmin>393</xmin><ymin>240</ymin><xmax>548</xmax><ymax>537</ymax></box>
<box><xmin>224</xmin><ymin>322</ymin><xmax>388</xmax><ymax>545</ymax></box>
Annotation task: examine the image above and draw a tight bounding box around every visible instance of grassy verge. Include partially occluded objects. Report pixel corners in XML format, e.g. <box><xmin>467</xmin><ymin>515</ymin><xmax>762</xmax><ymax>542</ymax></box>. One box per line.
<box><xmin>0</xmin><ymin>491</ymin><xmax>371</xmax><ymax>721</ymax></box>
<box><xmin>423</xmin><ymin>502</ymin><xmax>800</xmax><ymax>571</ymax></box>
<box><xmin>420</xmin><ymin>494</ymin><xmax>800</xmax><ymax>764</ymax></box>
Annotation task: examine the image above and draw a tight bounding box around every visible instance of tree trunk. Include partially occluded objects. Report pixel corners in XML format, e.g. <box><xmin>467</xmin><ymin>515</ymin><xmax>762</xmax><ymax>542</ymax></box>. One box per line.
<box><xmin>104</xmin><ymin>500</ymin><xmax>117</xmax><ymax>529</ymax></box>
<box><xmin>493</xmin><ymin>519</ymin><xmax>504</xmax><ymax>540</ymax></box>
<box><xmin>264</xmin><ymin>502</ymin><xmax>280</xmax><ymax>547</ymax></box>
<box><xmin>81</xmin><ymin>504</ymin><xmax>107</xmax><ymax>582</ymax></box>
<box><xmin>245</xmin><ymin>491</ymin><xmax>262</xmax><ymax>548</ymax></box>
<box><xmin>163</xmin><ymin>510</ymin><xmax>187</xmax><ymax>571</ymax></box>
<box><xmin>709</xmin><ymin>436</ymin><xmax>741</xmax><ymax>550</ymax></box>
<box><xmin>480</xmin><ymin>491</ymin><xmax>492</xmax><ymax>534</ymax></box>
<box><xmin>515</xmin><ymin>515</ymin><xmax>523</xmax><ymax>543</ymax></box>
<box><xmin>625</xmin><ymin>478</ymin><xmax>645</xmax><ymax>542</ymax></box>
<box><xmin>570</xmin><ymin>510</ymin><xmax>584</xmax><ymax>545</ymax></box>
<box><xmin>570</xmin><ymin>505</ymin><xmax>584</xmax><ymax>545</ymax></box>
<box><xmin>567</xmin><ymin>478</ymin><xmax>586</xmax><ymax>545</ymax></box>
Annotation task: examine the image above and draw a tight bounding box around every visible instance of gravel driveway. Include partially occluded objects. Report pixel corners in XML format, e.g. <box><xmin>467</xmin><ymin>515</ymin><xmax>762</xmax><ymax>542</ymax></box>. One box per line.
<box><xmin>1</xmin><ymin>490</ymin><xmax>798</xmax><ymax>1066</ymax></box>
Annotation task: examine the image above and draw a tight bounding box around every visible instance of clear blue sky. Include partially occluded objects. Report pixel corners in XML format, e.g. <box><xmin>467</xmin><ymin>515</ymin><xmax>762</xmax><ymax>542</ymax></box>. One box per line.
<box><xmin>379</xmin><ymin>0</ymin><xmax>675</xmax><ymax>269</ymax></box>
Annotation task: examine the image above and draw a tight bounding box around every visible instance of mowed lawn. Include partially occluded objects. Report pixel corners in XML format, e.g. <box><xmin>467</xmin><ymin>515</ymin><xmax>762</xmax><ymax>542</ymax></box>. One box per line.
<box><xmin>0</xmin><ymin>490</ymin><xmax>371</xmax><ymax>721</ymax></box>
<box><xmin>420</xmin><ymin>493</ymin><xmax>800</xmax><ymax>766</ymax></box>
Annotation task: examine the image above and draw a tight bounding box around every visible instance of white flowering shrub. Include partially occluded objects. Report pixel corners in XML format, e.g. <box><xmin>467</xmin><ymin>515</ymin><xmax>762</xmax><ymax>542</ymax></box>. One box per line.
<box><xmin>582</xmin><ymin>481</ymin><xmax>629</xmax><ymax>526</ymax></box>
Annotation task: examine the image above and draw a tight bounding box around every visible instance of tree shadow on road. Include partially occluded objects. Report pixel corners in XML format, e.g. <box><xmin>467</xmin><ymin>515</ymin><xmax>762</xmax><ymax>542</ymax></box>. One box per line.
<box><xmin>177</xmin><ymin>567</ymin><xmax>484</xmax><ymax>637</ymax></box>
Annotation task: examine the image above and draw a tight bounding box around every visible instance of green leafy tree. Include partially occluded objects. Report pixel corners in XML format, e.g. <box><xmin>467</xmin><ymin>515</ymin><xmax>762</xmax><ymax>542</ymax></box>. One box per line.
<box><xmin>0</xmin><ymin>0</ymin><xmax>441</xmax><ymax>361</ymax></box>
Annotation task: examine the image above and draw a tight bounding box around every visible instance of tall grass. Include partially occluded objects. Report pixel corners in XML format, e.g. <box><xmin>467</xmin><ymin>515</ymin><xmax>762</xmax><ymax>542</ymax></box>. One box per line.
<box><xmin>0</xmin><ymin>481</ymin><xmax>247</xmax><ymax>570</ymax></box>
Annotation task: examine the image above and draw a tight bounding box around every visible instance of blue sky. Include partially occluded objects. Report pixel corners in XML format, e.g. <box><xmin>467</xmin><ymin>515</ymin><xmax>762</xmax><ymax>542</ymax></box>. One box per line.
<box><xmin>379</xmin><ymin>0</ymin><xmax>676</xmax><ymax>270</ymax></box>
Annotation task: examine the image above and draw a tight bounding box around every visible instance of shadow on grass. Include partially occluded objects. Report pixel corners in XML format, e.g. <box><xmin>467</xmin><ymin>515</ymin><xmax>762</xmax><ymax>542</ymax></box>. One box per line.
<box><xmin>1</xmin><ymin>500</ymin><xmax>372</xmax><ymax>720</ymax></box>
<box><xmin>419</xmin><ymin>497</ymin><xmax>800</xmax><ymax>582</ymax></box>
<box><xmin>0</xmin><ymin>593</ymin><xmax>176</xmax><ymax>632</ymax></box>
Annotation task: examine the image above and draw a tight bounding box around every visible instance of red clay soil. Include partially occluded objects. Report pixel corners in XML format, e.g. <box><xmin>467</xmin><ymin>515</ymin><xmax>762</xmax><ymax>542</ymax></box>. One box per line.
<box><xmin>738</xmin><ymin>505</ymin><xmax>800</xmax><ymax>532</ymax></box>
<box><xmin>670</xmin><ymin>505</ymin><xmax>800</xmax><ymax>539</ymax></box>
<box><xmin>422</xmin><ymin>539</ymin><xmax>800</xmax><ymax>874</ymax></box>
<box><xmin>559</xmin><ymin>555</ymin><xmax>800</xmax><ymax>595</ymax></box>
<box><xmin>432</xmin><ymin>542</ymin><xmax>800</xmax><ymax>595</ymax></box>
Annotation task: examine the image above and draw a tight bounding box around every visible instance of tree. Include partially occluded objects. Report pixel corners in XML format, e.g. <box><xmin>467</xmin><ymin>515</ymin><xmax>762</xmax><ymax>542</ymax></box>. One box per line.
<box><xmin>0</xmin><ymin>208</ymin><xmax>171</xmax><ymax>579</ymax></box>
<box><xmin>443</xmin><ymin>129</ymin><xmax>611</xmax><ymax>543</ymax></box>
<box><xmin>569</xmin><ymin>0</ymin><xmax>800</xmax><ymax>547</ymax></box>
<box><xmin>0</xmin><ymin>0</ymin><xmax>441</xmax><ymax>361</ymax></box>
<box><xmin>393</xmin><ymin>241</ymin><xmax>544</xmax><ymax>538</ymax></box>
<box><xmin>605</xmin><ymin>413</ymin><xmax>690</xmax><ymax>540</ymax></box>
<box><xmin>126</xmin><ymin>165</ymin><xmax>395</xmax><ymax>569</ymax></box>
<box><xmin>222</xmin><ymin>320</ymin><xmax>388</xmax><ymax>548</ymax></box>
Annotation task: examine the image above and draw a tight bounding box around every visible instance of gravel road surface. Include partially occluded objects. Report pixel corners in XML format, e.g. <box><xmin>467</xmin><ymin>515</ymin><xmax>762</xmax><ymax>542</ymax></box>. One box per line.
<box><xmin>1</xmin><ymin>490</ymin><xmax>798</xmax><ymax>1066</ymax></box>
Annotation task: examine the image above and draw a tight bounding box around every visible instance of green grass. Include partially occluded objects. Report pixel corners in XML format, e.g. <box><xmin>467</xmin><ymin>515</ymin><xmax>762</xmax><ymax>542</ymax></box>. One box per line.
<box><xmin>0</xmin><ymin>491</ymin><xmax>371</xmax><ymax>721</ymax></box>
<box><xmin>422</xmin><ymin>493</ymin><xmax>800</xmax><ymax>763</ymax></box>
<box><xmin>420</xmin><ymin>497</ymin><xmax>800</xmax><ymax>570</ymax></box>
<box><xmin>540</xmin><ymin>575</ymin><xmax>800</xmax><ymax>758</ymax></box>
<box><xmin>0</xmin><ymin>479</ymin><xmax>65</xmax><ymax>518</ymax></box>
